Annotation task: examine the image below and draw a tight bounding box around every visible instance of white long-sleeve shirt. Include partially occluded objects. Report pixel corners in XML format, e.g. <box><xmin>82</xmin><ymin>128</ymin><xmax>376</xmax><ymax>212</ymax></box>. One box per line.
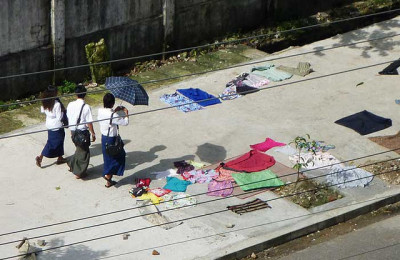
<box><xmin>97</xmin><ymin>108</ymin><xmax>129</xmax><ymax>136</ymax></box>
<box><xmin>41</xmin><ymin>100</ymin><xmax>63</xmax><ymax>131</ymax></box>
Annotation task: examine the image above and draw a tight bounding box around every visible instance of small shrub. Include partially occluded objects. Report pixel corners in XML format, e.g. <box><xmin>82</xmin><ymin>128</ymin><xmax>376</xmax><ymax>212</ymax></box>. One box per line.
<box><xmin>58</xmin><ymin>80</ymin><xmax>76</xmax><ymax>94</ymax></box>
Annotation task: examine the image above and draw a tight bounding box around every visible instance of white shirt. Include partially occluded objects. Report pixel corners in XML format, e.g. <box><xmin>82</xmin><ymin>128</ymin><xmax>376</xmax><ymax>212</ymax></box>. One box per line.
<box><xmin>66</xmin><ymin>99</ymin><xmax>93</xmax><ymax>131</ymax></box>
<box><xmin>41</xmin><ymin>100</ymin><xmax>63</xmax><ymax>131</ymax></box>
<box><xmin>97</xmin><ymin>108</ymin><xmax>129</xmax><ymax>136</ymax></box>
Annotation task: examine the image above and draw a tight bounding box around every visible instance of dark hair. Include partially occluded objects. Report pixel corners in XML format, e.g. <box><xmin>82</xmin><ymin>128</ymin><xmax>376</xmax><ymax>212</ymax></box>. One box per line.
<box><xmin>103</xmin><ymin>93</ymin><xmax>115</xmax><ymax>108</ymax></box>
<box><xmin>75</xmin><ymin>84</ymin><xmax>87</xmax><ymax>99</ymax></box>
<box><xmin>41</xmin><ymin>88</ymin><xmax>57</xmax><ymax>111</ymax></box>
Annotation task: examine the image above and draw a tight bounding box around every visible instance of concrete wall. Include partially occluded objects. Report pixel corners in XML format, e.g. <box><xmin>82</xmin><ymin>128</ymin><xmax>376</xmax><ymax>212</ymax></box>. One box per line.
<box><xmin>0</xmin><ymin>0</ymin><xmax>53</xmax><ymax>99</ymax></box>
<box><xmin>0</xmin><ymin>0</ymin><xmax>352</xmax><ymax>100</ymax></box>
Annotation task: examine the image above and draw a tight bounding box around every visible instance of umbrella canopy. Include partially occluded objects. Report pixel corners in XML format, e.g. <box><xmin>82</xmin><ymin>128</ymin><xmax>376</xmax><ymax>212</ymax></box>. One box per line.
<box><xmin>105</xmin><ymin>77</ymin><xmax>149</xmax><ymax>106</ymax></box>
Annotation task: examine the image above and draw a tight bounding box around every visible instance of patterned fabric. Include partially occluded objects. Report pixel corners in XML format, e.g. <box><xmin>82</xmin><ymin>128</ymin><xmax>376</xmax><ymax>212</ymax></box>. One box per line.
<box><xmin>207</xmin><ymin>180</ymin><xmax>233</xmax><ymax>197</ymax></box>
<box><xmin>160</xmin><ymin>92</ymin><xmax>203</xmax><ymax>113</ymax></box>
<box><xmin>105</xmin><ymin>77</ymin><xmax>149</xmax><ymax>105</ymax></box>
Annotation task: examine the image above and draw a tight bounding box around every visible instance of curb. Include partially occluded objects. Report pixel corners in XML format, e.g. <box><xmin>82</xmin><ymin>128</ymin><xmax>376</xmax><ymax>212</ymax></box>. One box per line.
<box><xmin>216</xmin><ymin>192</ymin><xmax>400</xmax><ymax>260</ymax></box>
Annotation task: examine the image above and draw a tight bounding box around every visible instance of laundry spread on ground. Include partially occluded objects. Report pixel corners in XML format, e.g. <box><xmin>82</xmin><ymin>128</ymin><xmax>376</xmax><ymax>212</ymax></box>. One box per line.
<box><xmin>163</xmin><ymin>177</ymin><xmax>192</xmax><ymax>192</ymax></box>
<box><xmin>160</xmin><ymin>92</ymin><xmax>203</xmax><ymax>112</ymax></box>
<box><xmin>232</xmin><ymin>170</ymin><xmax>284</xmax><ymax>191</ymax></box>
<box><xmin>289</xmin><ymin>151</ymin><xmax>342</xmax><ymax>171</ymax></box>
<box><xmin>251</xmin><ymin>64</ymin><xmax>293</xmax><ymax>81</ymax></box>
<box><xmin>164</xmin><ymin>193</ymin><xmax>197</xmax><ymax>209</ymax></box>
<box><xmin>276</xmin><ymin>62</ymin><xmax>313</xmax><ymax>77</ymax></box>
<box><xmin>207</xmin><ymin>180</ymin><xmax>234</xmax><ymax>197</ymax></box>
<box><xmin>335</xmin><ymin>110</ymin><xmax>392</xmax><ymax>135</ymax></box>
<box><xmin>177</xmin><ymin>88</ymin><xmax>221</xmax><ymax>107</ymax></box>
<box><xmin>326</xmin><ymin>165</ymin><xmax>373</xmax><ymax>188</ymax></box>
<box><xmin>227</xmin><ymin>198</ymin><xmax>271</xmax><ymax>214</ymax></box>
<box><xmin>250</xmin><ymin>137</ymin><xmax>286</xmax><ymax>152</ymax></box>
<box><xmin>223</xmin><ymin>150</ymin><xmax>276</xmax><ymax>172</ymax></box>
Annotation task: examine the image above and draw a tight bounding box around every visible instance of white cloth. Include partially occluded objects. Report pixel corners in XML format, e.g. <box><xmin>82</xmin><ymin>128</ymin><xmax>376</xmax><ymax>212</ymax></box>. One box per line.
<box><xmin>289</xmin><ymin>151</ymin><xmax>342</xmax><ymax>170</ymax></box>
<box><xmin>41</xmin><ymin>100</ymin><xmax>63</xmax><ymax>131</ymax></box>
<box><xmin>66</xmin><ymin>99</ymin><xmax>93</xmax><ymax>131</ymax></box>
<box><xmin>97</xmin><ymin>108</ymin><xmax>129</xmax><ymax>136</ymax></box>
<box><xmin>326</xmin><ymin>165</ymin><xmax>373</xmax><ymax>188</ymax></box>
<box><xmin>274</xmin><ymin>145</ymin><xmax>298</xmax><ymax>155</ymax></box>
<box><xmin>150</xmin><ymin>169</ymin><xmax>178</xmax><ymax>180</ymax></box>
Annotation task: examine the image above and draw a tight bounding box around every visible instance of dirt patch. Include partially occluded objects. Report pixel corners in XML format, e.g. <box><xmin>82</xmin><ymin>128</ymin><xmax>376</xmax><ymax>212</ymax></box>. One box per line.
<box><xmin>242</xmin><ymin>201</ymin><xmax>400</xmax><ymax>260</ymax></box>
<box><xmin>369</xmin><ymin>131</ymin><xmax>400</xmax><ymax>154</ymax></box>
<box><xmin>362</xmin><ymin>159</ymin><xmax>400</xmax><ymax>185</ymax></box>
<box><xmin>274</xmin><ymin>179</ymin><xmax>342</xmax><ymax>209</ymax></box>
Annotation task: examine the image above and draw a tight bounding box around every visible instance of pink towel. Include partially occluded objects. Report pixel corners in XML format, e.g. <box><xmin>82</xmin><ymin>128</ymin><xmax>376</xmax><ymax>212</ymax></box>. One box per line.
<box><xmin>250</xmin><ymin>138</ymin><xmax>286</xmax><ymax>152</ymax></box>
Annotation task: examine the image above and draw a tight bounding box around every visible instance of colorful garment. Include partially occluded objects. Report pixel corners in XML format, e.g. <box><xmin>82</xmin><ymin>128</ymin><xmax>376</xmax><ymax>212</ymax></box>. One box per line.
<box><xmin>147</xmin><ymin>188</ymin><xmax>171</xmax><ymax>197</ymax></box>
<box><xmin>177</xmin><ymin>88</ymin><xmax>221</xmax><ymax>107</ymax></box>
<box><xmin>232</xmin><ymin>170</ymin><xmax>284</xmax><ymax>191</ymax></box>
<box><xmin>160</xmin><ymin>92</ymin><xmax>203</xmax><ymax>113</ymax></box>
<box><xmin>250</xmin><ymin>138</ymin><xmax>286</xmax><ymax>152</ymax></box>
<box><xmin>139</xmin><ymin>192</ymin><xmax>164</xmax><ymax>205</ymax></box>
<box><xmin>164</xmin><ymin>193</ymin><xmax>197</xmax><ymax>209</ymax></box>
<box><xmin>214</xmin><ymin>167</ymin><xmax>236</xmax><ymax>182</ymax></box>
<box><xmin>251</xmin><ymin>64</ymin><xmax>293</xmax><ymax>82</ymax></box>
<box><xmin>182</xmin><ymin>169</ymin><xmax>219</xmax><ymax>184</ymax></box>
<box><xmin>163</xmin><ymin>177</ymin><xmax>191</xmax><ymax>192</ymax></box>
<box><xmin>224</xmin><ymin>150</ymin><xmax>276</xmax><ymax>172</ymax></box>
<box><xmin>207</xmin><ymin>180</ymin><xmax>233</xmax><ymax>197</ymax></box>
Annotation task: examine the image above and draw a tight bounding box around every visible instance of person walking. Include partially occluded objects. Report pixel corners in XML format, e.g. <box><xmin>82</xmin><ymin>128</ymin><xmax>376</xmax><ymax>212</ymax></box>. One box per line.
<box><xmin>97</xmin><ymin>93</ymin><xmax>129</xmax><ymax>187</ymax></box>
<box><xmin>35</xmin><ymin>87</ymin><xmax>67</xmax><ymax>167</ymax></box>
<box><xmin>66</xmin><ymin>84</ymin><xmax>96</xmax><ymax>178</ymax></box>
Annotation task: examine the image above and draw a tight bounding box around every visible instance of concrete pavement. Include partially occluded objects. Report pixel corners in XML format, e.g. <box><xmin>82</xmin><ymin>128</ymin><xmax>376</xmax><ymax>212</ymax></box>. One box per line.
<box><xmin>1</xmin><ymin>16</ymin><xmax>400</xmax><ymax>260</ymax></box>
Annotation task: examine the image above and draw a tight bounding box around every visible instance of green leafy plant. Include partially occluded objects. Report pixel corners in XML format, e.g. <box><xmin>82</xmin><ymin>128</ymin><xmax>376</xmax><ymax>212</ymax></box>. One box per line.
<box><xmin>290</xmin><ymin>134</ymin><xmax>318</xmax><ymax>180</ymax></box>
<box><xmin>58</xmin><ymin>80</ymin><xmax>76</xmax><ymax>94</ymax></box>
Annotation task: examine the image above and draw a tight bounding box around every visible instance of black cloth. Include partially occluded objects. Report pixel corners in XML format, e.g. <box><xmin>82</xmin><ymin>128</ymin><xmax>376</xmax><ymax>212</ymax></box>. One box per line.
<box><xmin>335</xmin><ymin>110</ymin><xmax>392</xmax><ymax>135</ymax></box>
<box><xmin>379</xmin><ymin>59</ymin><xmax>400</xmax><ymax>75</ymax></box>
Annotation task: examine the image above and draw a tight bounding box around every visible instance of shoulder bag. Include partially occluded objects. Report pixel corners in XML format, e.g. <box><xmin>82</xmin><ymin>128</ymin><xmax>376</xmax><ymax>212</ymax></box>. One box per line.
<box><xmin>71</xmin><ymin>104</ymin><xmax>91</xmax><ymax>149</ymax></box>
<box><xmin>105</xmin><ymin>112</ymin><xmax>124</xmax><ymax>157</ymax></box>
<box><xmin>56</xmin><ymin>98</ymin><xmax>69</xmax><ymax>127</ymax></box>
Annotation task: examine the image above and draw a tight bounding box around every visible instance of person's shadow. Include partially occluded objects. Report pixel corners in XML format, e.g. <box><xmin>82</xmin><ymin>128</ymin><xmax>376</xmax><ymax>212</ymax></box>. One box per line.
<box><xmin>117</xmin><ymin>154</ymin><xmax>195</xmax><ymax>186</ymax></box>
<box><xmin>84</xmin><ymin>144</ymin><xmax>166</xmax><ymax>182</ymax></box>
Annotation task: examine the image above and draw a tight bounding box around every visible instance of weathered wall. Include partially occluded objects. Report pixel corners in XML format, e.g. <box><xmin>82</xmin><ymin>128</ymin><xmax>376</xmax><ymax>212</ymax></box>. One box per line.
<box><xmin>0</xmin><ymin>0</ymin><xmax>353</xmax><ymax>100</ymax></box>
<box><xmin>63</xmin><ymin>0</ymin><xmax>164</xmax><ymax>82</ymax></box>
<box><xmin>0</xmin><ymin>0</ymin><xmax>53</xmax><ymax>99</ymax></box>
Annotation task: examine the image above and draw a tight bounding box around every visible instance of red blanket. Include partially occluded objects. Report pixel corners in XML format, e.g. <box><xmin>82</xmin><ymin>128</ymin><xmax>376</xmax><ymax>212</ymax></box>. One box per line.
<box><xmin>224</xmin><ymin>150</ymin><xmax>275</xmax><ymax>172</ymax></box>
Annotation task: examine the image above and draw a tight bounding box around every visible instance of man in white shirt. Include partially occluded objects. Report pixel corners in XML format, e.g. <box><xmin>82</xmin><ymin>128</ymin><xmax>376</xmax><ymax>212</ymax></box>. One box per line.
<box><xmin>66</xmin><ymin>84</ymin><xmax>96</xmax><ymax>178</ymax></box>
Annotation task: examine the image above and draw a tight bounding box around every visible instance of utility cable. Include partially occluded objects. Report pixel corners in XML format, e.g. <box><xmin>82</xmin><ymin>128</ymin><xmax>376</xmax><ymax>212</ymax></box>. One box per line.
<box><xmin>2</xmin><ymin>166</ymin><xmax>398</xmax><ymax>260</ymax></box>
<box><xmin>1</xmin><ymin>31</ymin><xmax>399</xmax><ymax>109</ymax></box>
<box><xmin>0</xmin><ymin>8</ymin><xmax>399</xmax><ymax>82</ymax></box>
<box><xmin>98</xmin><ymin>193</ymin><xmax>400</xmax><ymax>259</ymax></box>
<box><xmin>0</xmin><ymin>56</ymin><xmax>398</xmax><ymax>141</ymax></box>
<box><xmin>0</xmin><ymin>155</ymin><xmax>396</xmax><ymax>246</ymax></box>
<box><xmin>1</xmin><ymin>145</ymin><xmax>399</xmax><ymax>240</ymax></box>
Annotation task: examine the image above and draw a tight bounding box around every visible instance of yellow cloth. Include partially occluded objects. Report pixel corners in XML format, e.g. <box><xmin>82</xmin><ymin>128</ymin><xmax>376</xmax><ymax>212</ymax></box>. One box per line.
<box><xmin>139</xmin><ymin>192</ymin><xmax>164</xmax><ymax>205</ymax></box>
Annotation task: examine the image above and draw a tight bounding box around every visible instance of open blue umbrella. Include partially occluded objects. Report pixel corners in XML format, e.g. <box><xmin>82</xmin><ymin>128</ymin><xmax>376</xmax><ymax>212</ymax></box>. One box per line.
<box><xmin>105</xmin><ymin>77</ymin><xmax>149</xmax><ymax>106</ymax></box>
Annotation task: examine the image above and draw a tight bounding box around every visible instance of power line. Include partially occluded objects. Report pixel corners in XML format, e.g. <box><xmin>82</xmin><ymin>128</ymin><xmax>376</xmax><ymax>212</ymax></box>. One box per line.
<box><xmin>0</xmin><ymin>56</ymin><xmax>398</xmax><ymax>141</ymax></box>
<box><xmin>2</xmin><ymin>166</ymin><xmax>397</xmax><ymax>260</ymax></box>
<box><xmin>1</xmin><ymin>144</ymin><xmax>399</xmax><ymax>240</ymax></box>
<box><xmin>0</xmin><ymin>155</ymin><xmax>394</xmax><ymax>246</ymax></box>
<box><xmin>98</xmin><ymin>193</ymin><xmax>400</xmax><ymax>259</ymax></box>
<box><xmin>1</xmin><ymin>155</ymin><xmax>396</xmax><ymax>246</ymax></box>
<box><xmin>1</xmin><ymin>31</ymin><xmax>399</xmax><ymax>109</ymax></box>
<box><xmin>0</xmin><ymin>8</ymin><xmax>399</xmax><ymax>82</ymax></box>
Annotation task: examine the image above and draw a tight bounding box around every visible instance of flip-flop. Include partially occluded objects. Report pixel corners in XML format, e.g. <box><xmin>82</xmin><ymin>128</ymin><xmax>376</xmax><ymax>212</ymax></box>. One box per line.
<box><xmin>56</xmin><ymin>158</ymin><xmax>67</xmax><ymax>165</ymax></box>
<box><xmin>103</xmin><ymin>177</ymin><xmax>117</xmax><ymax>188</ymax></box>
<box><xmin>35</xmin><ymin>156</ymin><xmax>42</xmax><ymax>168</ymax></box>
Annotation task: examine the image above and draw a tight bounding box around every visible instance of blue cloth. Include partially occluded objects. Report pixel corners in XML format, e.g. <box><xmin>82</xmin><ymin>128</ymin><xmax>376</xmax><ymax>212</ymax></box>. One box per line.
<box><xmin>42</xmin><ymin>129</ymin><xmax>65</xmax><ymax>158</ymax></box>
<box><xmin>163</xmin><ymin>177</ymin><xmax>191</xmax><ymax>192</ymax></box>
<box><xmin>102</xmin><ymin>135</ymin><xmax>126</xmax><ymax>176</ymax></box>
<box><xmin>177</xmin><ymin>88</ymin><xmax>221</xmax><ymax>107</ymax></box>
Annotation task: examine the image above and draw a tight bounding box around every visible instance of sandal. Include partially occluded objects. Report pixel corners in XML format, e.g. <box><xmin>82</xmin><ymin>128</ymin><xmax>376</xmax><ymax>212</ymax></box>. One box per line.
<box><xmin>35</xmin><ymin>156</ymin><xmax>42</xmax><ymax>168</ymax></box>
<box><xmin>103</xmin><ymin>177</ymin><xmax>117</xmax><ymax>188</ymax></box>
<box><xmin>56</xmin><ymin>158</ymin><xmax>67</xmax><ymax>165</ymax></box>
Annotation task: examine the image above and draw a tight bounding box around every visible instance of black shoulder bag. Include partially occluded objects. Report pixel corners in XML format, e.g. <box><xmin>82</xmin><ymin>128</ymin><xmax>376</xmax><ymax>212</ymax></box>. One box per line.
<box><xmin>71</xmin><ymin>104</ymin><xmax>91</xmax><ymax>149</ymax></box>
<box><xmin>105</xmin><ymin>112</ymin><xmax>124</xmax><ymax>157</ymax></box>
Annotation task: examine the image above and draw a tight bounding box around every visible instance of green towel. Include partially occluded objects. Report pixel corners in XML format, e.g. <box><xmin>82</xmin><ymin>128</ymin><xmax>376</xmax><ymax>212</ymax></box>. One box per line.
<box><xmin>251</xmin><ymin>64</ymin><xmax>293</xmax><ymax>82</ymax></box>
<box><xmin>277</xmin><ymin>62</ymin><xmax>312</xmax><ymax>77</ymax></box>
<box><xmin>232</xmin><ymin>169</ymin><xmax>284</xmax><ymax>191</ymax></box>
